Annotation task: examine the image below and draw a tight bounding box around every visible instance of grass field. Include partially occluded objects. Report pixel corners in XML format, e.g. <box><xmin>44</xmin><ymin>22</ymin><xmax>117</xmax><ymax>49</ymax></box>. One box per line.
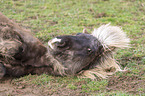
<box><xmin>0</xmin><ymin>0</ymin><xmax>145</xmax><ymax>95</ymax></box>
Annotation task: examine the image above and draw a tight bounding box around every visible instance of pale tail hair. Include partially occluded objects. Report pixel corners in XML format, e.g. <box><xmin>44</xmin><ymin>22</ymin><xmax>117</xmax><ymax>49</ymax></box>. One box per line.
<box><xmin>79</xmin><ymin>23</ymin><xmax>130</xmax><ymax>80</ymax></box>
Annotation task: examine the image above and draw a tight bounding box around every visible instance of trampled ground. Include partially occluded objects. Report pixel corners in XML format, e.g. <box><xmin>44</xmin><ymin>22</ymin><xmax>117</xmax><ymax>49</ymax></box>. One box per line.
<box><xmin>0</xmin><ymin>0</ymin><xmax>145</xmax><ymax>95</ymax></box>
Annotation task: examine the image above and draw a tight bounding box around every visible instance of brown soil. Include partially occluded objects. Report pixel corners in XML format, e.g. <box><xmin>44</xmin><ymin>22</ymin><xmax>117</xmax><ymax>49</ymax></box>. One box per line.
<box><xmin>107</xmin><ymin>71</ymin><xmax>145</xmax><ymax>94</ymax></box>
<box><xmin>0</xmin><ymin>77</ymin><xmax>45</xmax><ymax>96</ymax></box>
<box><xmin>0</xmin><ymin>77</ymin><xmax>89</xmax><ymax>96</ymax></box>
<box><xmin>0</xmin><ymin>72</ymin><xmax>144</xmax><ymax>96</ymax></box>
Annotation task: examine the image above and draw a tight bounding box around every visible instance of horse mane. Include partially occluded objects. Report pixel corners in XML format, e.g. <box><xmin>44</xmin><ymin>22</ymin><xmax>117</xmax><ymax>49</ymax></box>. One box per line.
<box><xmin>79</xmin><ymin>24</ymin><xmax>130</xmax><ymax>79</ymax></box>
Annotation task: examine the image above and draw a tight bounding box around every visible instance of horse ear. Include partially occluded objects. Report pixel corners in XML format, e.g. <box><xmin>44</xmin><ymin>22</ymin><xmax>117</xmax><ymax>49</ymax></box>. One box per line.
<box><xmin>83</xmin><ymin>28</ymin><xmax>88</xmax><ymax>34</ymax></box>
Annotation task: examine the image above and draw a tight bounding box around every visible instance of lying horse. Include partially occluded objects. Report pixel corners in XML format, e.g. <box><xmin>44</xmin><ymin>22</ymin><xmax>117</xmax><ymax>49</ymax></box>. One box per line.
<box><xmin>0</xmin><ymin>12</ymin><xmax>130</xmax><ymax>79</ymax></box>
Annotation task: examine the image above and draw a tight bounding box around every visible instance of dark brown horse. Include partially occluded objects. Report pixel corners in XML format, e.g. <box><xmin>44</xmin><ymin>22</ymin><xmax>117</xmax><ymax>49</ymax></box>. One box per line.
<box><xmin>0</xmin><ymin>12</ymin><xmax>130</xmax><ymax>79</ymax></box>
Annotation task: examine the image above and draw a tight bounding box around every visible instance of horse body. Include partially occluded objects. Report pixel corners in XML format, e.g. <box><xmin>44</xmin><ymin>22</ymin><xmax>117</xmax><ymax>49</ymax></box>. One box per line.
<box><xmin>0</xmin><ymin>12</ymin><xmax>130</xmax><ymax>79</ymax></box>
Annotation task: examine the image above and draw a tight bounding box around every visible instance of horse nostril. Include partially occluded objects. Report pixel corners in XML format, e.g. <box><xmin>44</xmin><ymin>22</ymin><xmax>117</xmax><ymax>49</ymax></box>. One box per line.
<box><xmin>57</xmin><ymin>41</ymin><xmax>66</xmax><ymax>48</ymax></box>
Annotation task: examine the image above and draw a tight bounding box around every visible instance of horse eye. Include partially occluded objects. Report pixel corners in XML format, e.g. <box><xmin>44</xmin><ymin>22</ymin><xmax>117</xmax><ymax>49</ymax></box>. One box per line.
<box><xmin>87</xmin><ymin>48</ymin><xmax>92</xmax><ymax>53</ymax></box>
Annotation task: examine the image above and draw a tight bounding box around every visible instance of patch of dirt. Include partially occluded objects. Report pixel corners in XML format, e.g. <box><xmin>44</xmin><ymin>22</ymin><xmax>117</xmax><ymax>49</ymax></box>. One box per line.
<box><xmin>50</xmin><ymin>88</ymin><xmax>89</xmax><ymax>96</ymax></box>
<box><xmin>0</xmin><ymin>77</ymin><xmax>45</xmax><ymax>96</ymax></box>
<box><xmin>95</xmin><ymin>12</ymin><xmax>108</xmax><ymax>18</ymax></box>
<box><xmin>1</xmin><ymin>72</ymin><xmax>144</xmax><ymax>96</ymax></box>
<box><xmin>49</xmin><ymin>21</ymin><xmax>58</xmax><ymax>26</ymax></box>
<box><xmin>0</xmin><ymin>77</ymin><xmax>89</xmax><ymax>96</ymax></box>
<box><xmin>89</xmin><ymin>8</ymin><xmax>109</xmax><ymax>18</ymax></box>
<box><xmin>74</xmin><ymin>80</ymin><xmax>87</xmax><ymax>86</ymax></box>
<box><xmin>107</xmin><ymin>73</ymin><xmax>145</xmax><ymax>94</ymax></box>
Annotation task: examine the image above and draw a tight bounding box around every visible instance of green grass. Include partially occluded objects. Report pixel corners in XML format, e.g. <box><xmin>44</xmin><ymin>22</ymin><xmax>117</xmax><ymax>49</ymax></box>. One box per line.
<box><xmin>1</xmin><ymin>0</ymin><xmax>145</xmax><ymax>95</ymax></box>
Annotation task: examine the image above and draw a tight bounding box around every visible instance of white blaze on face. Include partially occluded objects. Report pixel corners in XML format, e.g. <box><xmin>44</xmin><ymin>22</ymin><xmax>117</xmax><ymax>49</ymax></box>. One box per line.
<box><xmin>48</xmin><ymin>38</ymin><xmax>61</xmax><ymax>49</ymax></box>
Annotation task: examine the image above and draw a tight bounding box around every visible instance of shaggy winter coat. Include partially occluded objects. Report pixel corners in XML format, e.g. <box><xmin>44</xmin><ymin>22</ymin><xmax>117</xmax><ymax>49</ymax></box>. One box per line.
<box><xmin>0</xmin><ymin>12</ymin><xmax>130</xmax><ymax>79</ymax></box>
